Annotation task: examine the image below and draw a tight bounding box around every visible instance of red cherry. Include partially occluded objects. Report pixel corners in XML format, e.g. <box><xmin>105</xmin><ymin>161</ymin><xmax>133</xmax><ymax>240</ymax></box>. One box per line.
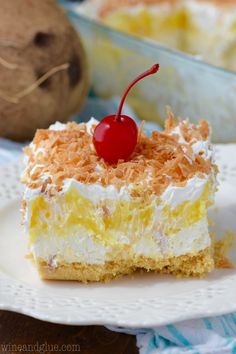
<box><xmin>92</xmin><ymin>114</ymin><xmax>138</xmax><ymax>164</ymax></box>
<box><xmin>93</xmin><ymin>64</ymin><xmax>160</xmax><ymax>164</ymax></box>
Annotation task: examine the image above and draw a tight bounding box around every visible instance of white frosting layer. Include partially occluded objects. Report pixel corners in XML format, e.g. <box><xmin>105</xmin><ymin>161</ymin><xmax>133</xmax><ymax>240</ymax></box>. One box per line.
<box><xmin>32</xmin><ymin>227</ymin><xmax>106</xmax><ymax>265</ymax></box>
<box><xmin>49</xmin><ymin>118</ymin><xmax>97</xmax><ymax>134</ymax></box>
<box><xmin>62</xmin><ymin>179</ymin><xmax>131</xmax><ymax>203</ymax></box>
<box><xmin>49</xmin><ymin>121</ymin><xmax>66</xmax><ymax>131</ymax></box>
<box><xmin>24</xmin><ymin>171</ymin><xmax>209</xmax><ymax>208</ymax></box>
<box><xmin>191</xmin><ymin>140</ymin><xmax>213</xmax><ymax>160</ymax></box>
<box><xmin>160</xmin><ymin>175</ymin><xmax>209</xmax><ymax>209</ymax></box>
<box><xmin>31</xmin><ymin>217</ymin><xmax>210</xmax><ymax>265</ymax></box>
<box><xmin>85</xmin><ymin>117</ymin><xmax>98</xmax><ymax>134</ymax></box>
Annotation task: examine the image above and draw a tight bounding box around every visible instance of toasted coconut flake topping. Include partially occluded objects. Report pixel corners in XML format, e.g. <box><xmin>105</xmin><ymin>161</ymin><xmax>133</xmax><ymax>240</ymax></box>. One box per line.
<box><xmin>22</xmin><ymin>112</ymin><xmax>212</xmax><ymax>197</ymax></box>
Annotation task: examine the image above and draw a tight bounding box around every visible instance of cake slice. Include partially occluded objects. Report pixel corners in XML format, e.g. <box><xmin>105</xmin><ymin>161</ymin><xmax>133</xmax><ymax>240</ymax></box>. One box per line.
<box><xmin>21</xmin><ymin>112</ymin><xmax>217</xmax><ymax>282</ymax></box>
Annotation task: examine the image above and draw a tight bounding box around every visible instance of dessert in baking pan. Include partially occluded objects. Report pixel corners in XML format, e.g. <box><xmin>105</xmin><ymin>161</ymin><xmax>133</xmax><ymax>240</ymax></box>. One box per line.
<box><xmin>78</xmin><ymin>0</ymin><xmax>236</xmax><ymax>71</ymax></box>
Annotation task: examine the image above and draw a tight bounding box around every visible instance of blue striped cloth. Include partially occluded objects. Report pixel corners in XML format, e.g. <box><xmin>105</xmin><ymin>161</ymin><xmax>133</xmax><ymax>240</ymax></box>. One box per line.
<box><xmin>1</xmin><ymin>97</ymin><xmax>235</xmax><ymax>354</ymax></box>
<box><xmin>109</xmin><ymin>314</ymin><xmax>236</xmax><ymax>353</ymax></box>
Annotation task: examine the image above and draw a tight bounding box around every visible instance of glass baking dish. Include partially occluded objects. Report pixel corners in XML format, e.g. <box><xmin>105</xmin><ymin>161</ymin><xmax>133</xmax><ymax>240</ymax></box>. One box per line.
<box><xmin>61</xmin><ymin>1</ymin><xmax>236</xmax><ymax>143</ymax></box>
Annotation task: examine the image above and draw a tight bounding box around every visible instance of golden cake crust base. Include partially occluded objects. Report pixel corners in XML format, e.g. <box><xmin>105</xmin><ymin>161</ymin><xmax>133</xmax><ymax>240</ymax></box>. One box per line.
<box><xmin>36</xmin><ymin>248</ymin><xmax>214</xmax><ymax>282</ymax></box>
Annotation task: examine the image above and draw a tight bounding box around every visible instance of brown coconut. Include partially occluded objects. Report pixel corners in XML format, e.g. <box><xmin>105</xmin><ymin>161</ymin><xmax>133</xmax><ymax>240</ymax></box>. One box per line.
<box><xmin>0</xmin><ymin>0</ymin><xmax>89</xmax><ymax>141</ymax></box>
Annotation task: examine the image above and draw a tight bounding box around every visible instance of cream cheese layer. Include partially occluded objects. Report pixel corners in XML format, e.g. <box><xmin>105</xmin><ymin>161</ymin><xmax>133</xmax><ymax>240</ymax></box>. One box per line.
<box><xmin>31</xmin><ymin>217</ymin><xmax>210</xmax><ymax>265</ymax></box>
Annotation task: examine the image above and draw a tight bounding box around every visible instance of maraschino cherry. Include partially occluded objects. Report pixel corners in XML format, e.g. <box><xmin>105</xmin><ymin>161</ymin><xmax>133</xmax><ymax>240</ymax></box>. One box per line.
<box><xmin>93</xmin><ymin>64</ymin><xmax>160</xmax><ymax>164</ymax></box>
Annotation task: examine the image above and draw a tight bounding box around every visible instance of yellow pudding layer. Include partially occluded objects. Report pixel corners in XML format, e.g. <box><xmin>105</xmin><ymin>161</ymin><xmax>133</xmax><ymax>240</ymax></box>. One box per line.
<box><xmin>29</xmin><ymin>180</ymin><xmax>212</xmax><ymax>246</ymax></box>
<box><xmin>103</xmin><ymin>8</ymin><xmax>191</xmax><ymax>51</ymax></box>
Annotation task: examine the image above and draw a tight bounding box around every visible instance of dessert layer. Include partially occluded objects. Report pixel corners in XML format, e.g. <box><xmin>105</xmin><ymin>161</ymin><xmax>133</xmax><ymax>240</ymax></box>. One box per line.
<box><xmin>22</xmin><ymin>113</ymin><xmax>212</xmax><ymax>199</ymax></box>
<box><xmin>31</xmin><ymin>217</ymin><xmax>210</xmax><ymax>265</ymax></box>
<box><xmin>26</xmin><ymin>158</ymin><xmax>214</xmax><ymax>258</ymax></box>
<box><xmin>36</xmin><ymin>247</ymin><xmax>214</xmax><ymax>282</ymax></box>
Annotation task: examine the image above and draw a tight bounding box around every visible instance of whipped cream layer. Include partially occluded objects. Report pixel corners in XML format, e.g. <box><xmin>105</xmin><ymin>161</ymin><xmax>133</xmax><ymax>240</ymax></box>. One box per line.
<box><xmin>24</xmin><ymin>172</ymin><xmax>210</xmax><ymax>209</ymax></box>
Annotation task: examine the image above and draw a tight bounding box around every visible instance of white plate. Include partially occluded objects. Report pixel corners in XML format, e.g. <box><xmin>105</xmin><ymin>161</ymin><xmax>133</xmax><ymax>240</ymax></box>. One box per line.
<box><xmin>0</xmin><ymin>145</ymin><xmax>236</xmax><ymax>328</ymax></box>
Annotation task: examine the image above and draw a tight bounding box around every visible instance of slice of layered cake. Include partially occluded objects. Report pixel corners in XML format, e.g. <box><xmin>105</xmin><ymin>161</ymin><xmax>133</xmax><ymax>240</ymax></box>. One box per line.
<box><xmin>21</xmin><ymin>65</ymin><xmax>217</xmax><ymax>281</ymax></box>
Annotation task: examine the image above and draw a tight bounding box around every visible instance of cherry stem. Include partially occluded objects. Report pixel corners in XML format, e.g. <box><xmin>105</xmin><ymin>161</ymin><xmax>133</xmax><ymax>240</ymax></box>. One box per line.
<box><xmin>115</xmin><ymin>64</ymin><xmax>160</xmax><ymax>122</ymax></box>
